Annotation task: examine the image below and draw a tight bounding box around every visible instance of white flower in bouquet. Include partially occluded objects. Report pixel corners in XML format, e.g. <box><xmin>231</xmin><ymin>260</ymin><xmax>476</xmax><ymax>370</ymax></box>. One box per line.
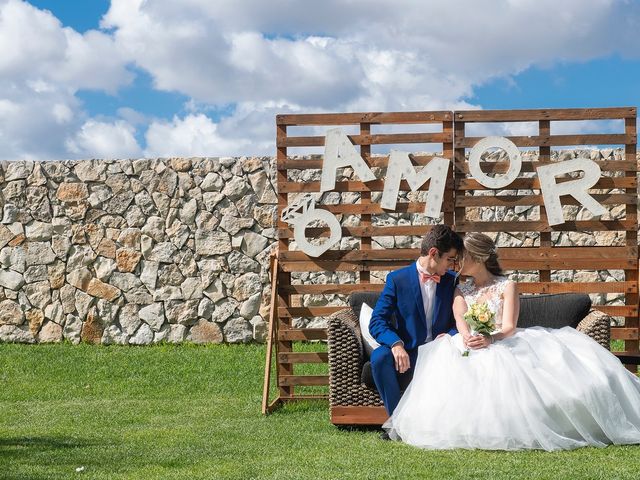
<box><xmin>462</xmin><ymin>301</ymin><xmax>496</xmax><ymax>356</ymax></box>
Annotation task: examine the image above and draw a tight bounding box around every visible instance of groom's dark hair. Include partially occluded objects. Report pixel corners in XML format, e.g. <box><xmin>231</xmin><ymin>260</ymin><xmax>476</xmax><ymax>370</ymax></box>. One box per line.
<box><xmin>420</xmin><ymin>225</ymin><xmax>463</xmax><ymax>256</ymax></box>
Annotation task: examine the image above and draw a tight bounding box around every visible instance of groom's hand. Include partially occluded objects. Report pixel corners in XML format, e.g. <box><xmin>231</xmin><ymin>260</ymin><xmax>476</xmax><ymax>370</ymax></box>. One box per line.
<box><xmin>391</xmin><ymin>344</ymin><xmax>410</xmax><ymax>373</ymax></box>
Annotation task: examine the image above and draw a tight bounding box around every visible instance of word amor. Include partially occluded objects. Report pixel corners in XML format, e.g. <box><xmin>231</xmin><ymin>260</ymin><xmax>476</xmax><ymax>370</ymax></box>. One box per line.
<box><xmin>283</xmin><ymin>128</ymin><xmax>607</xmax><ymax>257</ymax></box>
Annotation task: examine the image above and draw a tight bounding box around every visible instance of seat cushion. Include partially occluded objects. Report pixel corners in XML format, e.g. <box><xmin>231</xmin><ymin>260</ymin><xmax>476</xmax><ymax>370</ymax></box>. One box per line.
<box><xmin>350</xmin><ymin>292</ymin><xmax>382</xmax><ymax>321</ymax></box>
<box><xmin>518</xmin><ymin>293</ymin><xmax>591</xmax><ymax>329</ymax></box>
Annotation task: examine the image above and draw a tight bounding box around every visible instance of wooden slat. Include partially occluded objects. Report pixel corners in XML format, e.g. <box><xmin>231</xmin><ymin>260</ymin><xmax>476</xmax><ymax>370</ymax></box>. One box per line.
<box><xmin>611</xmin><ymin>327</ymin><xmax>640</xmax><ymax>340</ymax></box>
<box><xmin>280</xmin><ymin>247</ymin><xmax>636</xmax><ymax>264</ymax></box>
<box><xmin>455</xmin><ymin>193</ymin><xmax>636</xmax><ymax>207</ymax></box>
<box><xmin>279</xmin><ymin>375</ymin><xmax>329</xmax><ymax>386</ymax></box>
<box><xmin>331</xmin><ymin>406</ymin><xmax>388</xmax><ymax>425</ymax></box>
<box><xmin>282</xmin><ymin>284</ymin><xmax>385</xmax><ymax>294</ymax></box>
<box><xmin>454</xmin><ymin>160</ymin><xmax>638</xmax><ymax>174</ymax></box>
<box><xmin>454</xmin><ymin>107</ymin><xmax>636</xmax><ymax>122</ymax></box>
<box><xmin>517</xmin><ymin>281</ymin><xmax>638</xmax><ymax>294</ymax></box>
<box><xmin>279</xmin><ymin>308</ymin><xmax>344</xmax><ymax>319</ymax></box>
<box><xmin>280</xmin><ymin>201</ymin><xmax>455</xmax><ymax>214</ymax></box>
<box><xmin>276</xmin><ymin>111</ymin><xmax>453</xmax><ymax>125</ymax></box>
<box><xmin>279</xmin><ymin>178</ymin><xmax>453</xmax><ymax>193</ymax></box>
<box><xmin>456</xmin><ymin>134</ymin><xmax>635</xmax><ymax>148</ymax></box>
<box><xmin>279</xmin><ymin>132</ymin><xmax>451</xmax><ymax>148</ymax></box>
<box><xmin>277</xmin><ymin>328</ymin><xmax>329</xmax><ymax>340</ymax></box>
<box><xmin>280</xmin><ymin>154</ymin><xmax>446</xmax><ymax>170</ymax></box>
<box><xmin>455</xmin><ymin>176</ymin><xmax>636</xmax><ymax>190</ymax></box>
<box><xmin>278</xmin><ymin>352</ymin><xmax>328</xmax><ymax>363</ymax></box>
<box><xmin>284</xmin><ymin>282</ymin><xmax>638</xmax><ymax>295</ymax></box>
<box><xmin>598</xmin><ymin>306</ymin><xmax>639</xmax><ymax>317</ymax></box>
<box><xmin>280</xmin><ymin>260</ymin><xmax>412</xmax><ymax>272</ymax></box>
<box><xmin>278</xmin><ymin>224</ymin><xmax>440</xmax><ymax>239</ymax></box>
<box><xmin>456</xmin><ymin>220</ymin><xmax>637</xmax><ymax>233</ymax></box>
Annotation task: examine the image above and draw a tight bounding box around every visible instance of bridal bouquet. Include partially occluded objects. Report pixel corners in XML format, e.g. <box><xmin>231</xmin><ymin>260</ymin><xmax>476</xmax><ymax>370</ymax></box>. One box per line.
<box><xmin>461</xmin><ymin>302</ymin><xmax>496</xmax><ymax>357</ymax></box>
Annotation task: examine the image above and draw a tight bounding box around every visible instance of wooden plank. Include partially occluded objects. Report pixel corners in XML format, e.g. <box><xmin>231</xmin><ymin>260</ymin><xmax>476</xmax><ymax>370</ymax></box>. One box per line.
<box><xmin>275</xmin><ymin>121</ymin><xmax>295</xmax><ymax>399</ymax></box>
<box><xmin>282</xmin><ymin>284</ymin><xmax>385</xmax><ymax>294</ymax></box>
<box><xmin>456</xmin><ymin>220</ymin><xmax>637</xmax><ymax>233</ymax></box>
<box><xmin>611</xmin><ymin>327</ymin><xmax>640</xmax><ymax>340</ymax></box>
<box><xmin>281</xmin><ymin>201</ymin><xmax>455</xmax><ymax>215</ymax></box>
<box><xmin>456</xmin><ymin>134</ymin><xmax>635</xmax><ymax>148</ymax></box>
<box><xmin>597</xmin><ymin>306</ymin><xmax>639</xmax><ymax>317</ymax></box>
<box><xmin>516</xmin><ymin>281</ymin><xmax>638</xmax><ymax>294</ymax></box>
<box><xmin>280</xmin><ymin>260</ymin><xmax>413</xmax><ymax>272</ymax></box>
<box><xmin>280</xmin><ymin>257</ymin><xmax>636</xmax><ymax>273</ymax></box>
<box><xmin>279</xmin><ymin>178</ymin><xmax>454</xmax><ymax>193</ymax></box>
<box><xmin>276</xmin><ymin>111</ymin><xmax>453</xmax><ymax>125</ymax></box>
<box><xmin>277</xmin><ymin>328</ymin><xmax>329</xmax><ymax>340</ymax></box>
<box><xmin>331</xmin><ymin>406</ymin><xmax>389</xmax><ymax>425</ymax></box>
<box><xmin>278</xmin><ymin>225</ymin><xmax>440</xmax><ymax>238</ymax></box>
<box><xmin>455</xmin><ymin>176</ymin><xmax>636</xmax><ymax>190</ymax></box>
<box><xmin>454</xmin><ymin>107</ymin><xmax>636</xmax><ymax>122</ymax></box>
<box><xmin>280</xmin><ymin>246</ymin><xmax>636</xmax><ymax>264</ymax></box>
<box><xmin>280</xmin><ymin>154</ymin><xmax>447</xmax><ymax>170</ymax></box>
<box><xmin>278</xmin><ymin>352</ymin><xmax>328</xmax><ymax>363</ymax></box>
<box><xmin>262</xmin><ymin>253</ymin><xmax>279</xmax><ymax>415</ymax></box>
<box><xmin>284</xmin><ymin>281</ymin><xmax>638</xmax><ymax>295</ymax></box>
<box><xmin>455</xmin><ymin>193</ymin><xmax>636</xmax><ymax>208</ymax></box>
<box><xmin>279</xmin><ymin>132</ymin><xmax>451</xmax><ymax>148</ymax></box>
<box><xmin>279</xmin><ymin>308</ymin><xmax>344</xmax><ymax>319</ymax></box>
<box><xmin>624</xmin><ymin>114</ymin><xmax>639</xmax><ymax>361</ymax></box>
<box><xmin>360</xmin><ymin>121</ymin><xmax>372</xmax><ymax>286</ymax></box>
<box><xmin>454</xmin><ymin>160</ymin><xmax>639</xmax><ymax>174</ymax></box>
<box><xmin>279</xmin><ymin>375</ymin><xmax>329</xmax><ymax>387</ymax></box>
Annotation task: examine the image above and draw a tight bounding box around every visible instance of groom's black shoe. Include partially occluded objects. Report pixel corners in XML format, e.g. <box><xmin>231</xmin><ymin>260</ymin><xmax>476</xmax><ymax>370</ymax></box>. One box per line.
<box><xmin>380</xmin><ymin>431</ymin><xmax>391</xmax><ymax>441</ymax></box>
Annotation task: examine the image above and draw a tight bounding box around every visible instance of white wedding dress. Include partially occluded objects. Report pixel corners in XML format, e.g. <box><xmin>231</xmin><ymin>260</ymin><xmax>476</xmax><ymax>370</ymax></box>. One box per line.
<box><xmin>383</xmin><ymin>277</ymin><xmax>640</xmax><ymax>451</ymax></box>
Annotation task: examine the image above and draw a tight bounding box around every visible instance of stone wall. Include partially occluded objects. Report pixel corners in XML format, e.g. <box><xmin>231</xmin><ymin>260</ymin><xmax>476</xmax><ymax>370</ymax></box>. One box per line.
<box><xmin>0</xmin><ymin>149</ymin><xmax>637</xmax><ymax>344</ymax></box>
<box><xmin>0</xmin><ymin>157</ymin><xmax>278</xmax><ymax>345</ymax></box>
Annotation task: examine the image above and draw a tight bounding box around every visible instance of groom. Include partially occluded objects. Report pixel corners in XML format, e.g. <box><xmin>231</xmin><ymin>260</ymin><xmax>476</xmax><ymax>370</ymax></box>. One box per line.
<box><xmin>369</xmin><ymin>225</ymin><xmax>463</xmax><ymax>417</ymax></box>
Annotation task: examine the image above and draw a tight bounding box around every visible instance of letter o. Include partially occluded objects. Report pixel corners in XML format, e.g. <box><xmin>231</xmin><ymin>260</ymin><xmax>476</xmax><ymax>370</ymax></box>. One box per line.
<box><xmin>468</xmin><ymin>136</ymin><xmax>522</xmax><ymax>189</ymax></box>
<box><xmin>293</xmin><ymin>208</ymin><xmax>342</xmax><ymax>257</ymax></box>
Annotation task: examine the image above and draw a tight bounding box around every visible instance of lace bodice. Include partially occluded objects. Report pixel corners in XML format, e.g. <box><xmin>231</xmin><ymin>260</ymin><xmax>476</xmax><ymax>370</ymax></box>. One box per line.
<box><xmin>458</xmin><ymin>276</ymin><xmax>511</xmax><ymax>330</ymax></box>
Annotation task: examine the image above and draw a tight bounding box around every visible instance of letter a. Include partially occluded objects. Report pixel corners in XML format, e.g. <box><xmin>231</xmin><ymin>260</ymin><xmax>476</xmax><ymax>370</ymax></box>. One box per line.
<box><xmin>537</xmin><ymin>158</ymin><xmax>607</xmax><ymax>226</ymax></box>
<box><xmin>381</xmin><ymin>151</ymin><xmax>450</xmax><ymax>218</ymax></box>
<box><xmin>321</xmin><ymin>128</ymin><xmax>376</xmax><ymax>192</ymax></box>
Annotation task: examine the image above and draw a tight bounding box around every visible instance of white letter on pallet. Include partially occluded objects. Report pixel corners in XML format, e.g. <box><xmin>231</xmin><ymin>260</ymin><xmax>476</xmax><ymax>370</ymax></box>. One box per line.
<box><xmin>321</xmin><ymin>128</ymin><xmax>376</xmax><ymax>192</ymax></box>
<box><xmin>381</xmin><ymin>151</ymin><xmax>450</xmax><ymax>218</ymax></box>
<box><xmin>537</xmin><ymin>158</ymin><xmax>607</xmax><ymax>226</ymax></box>
<box><xmin>469</xmin><ymin>136</ymin><xmax>522</xmax><ymax>189</ymax></box>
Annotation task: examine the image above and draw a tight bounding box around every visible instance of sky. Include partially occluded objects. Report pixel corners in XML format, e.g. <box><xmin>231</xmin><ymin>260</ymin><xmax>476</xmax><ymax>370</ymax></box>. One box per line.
<box><xmin>1</xmin><ymin>0</ymin><xmax>639</xmax><ymax>160</ymax></box>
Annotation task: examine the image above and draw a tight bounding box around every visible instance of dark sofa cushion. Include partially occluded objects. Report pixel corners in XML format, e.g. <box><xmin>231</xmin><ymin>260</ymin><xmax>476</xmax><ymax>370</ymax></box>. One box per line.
<box><xmin>518</xmin><ymin>293</ymin><xmax>591</xmax><ymax>329</ymax></box>
<box><xmin>350</xmin><ymin>292</ymin><xmax>382</xmax><ymax>322</ymax></box>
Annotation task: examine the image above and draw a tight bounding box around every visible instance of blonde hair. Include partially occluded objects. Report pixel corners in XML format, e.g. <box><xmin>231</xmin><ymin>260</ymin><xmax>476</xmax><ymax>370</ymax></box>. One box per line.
<box><xmin>463</xmin><ymin>232</ymin><xmax>502</xmax><ymax>276</ymax></box>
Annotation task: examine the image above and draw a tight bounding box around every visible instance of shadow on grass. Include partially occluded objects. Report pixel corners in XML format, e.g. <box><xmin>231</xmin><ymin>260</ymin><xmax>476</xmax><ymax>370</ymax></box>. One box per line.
<box><xmin>0</xmin><ymin>435</ymin><xmax>99</xmax><ymax>456</ymax></box>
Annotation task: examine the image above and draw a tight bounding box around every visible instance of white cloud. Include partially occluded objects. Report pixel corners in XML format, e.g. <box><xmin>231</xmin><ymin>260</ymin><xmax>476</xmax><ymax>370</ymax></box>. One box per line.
<box><xmin>66</xmin><ymin>119</ymin><xmax>141</xmax><ymax>159</ymax></box>
<box><xmin>144</xmin><ymin>113</ymin><xmax>251</xmax><ymax>157</ymax></box>
<box><xmin>0</xmin><ymin>0</ymin><xmax>132</xmax><ymax>160</ymax></box>
<box><xmin>1</xmin><ymin>0</ymin><xmax>640</xmax><ymax>159</ymax></box>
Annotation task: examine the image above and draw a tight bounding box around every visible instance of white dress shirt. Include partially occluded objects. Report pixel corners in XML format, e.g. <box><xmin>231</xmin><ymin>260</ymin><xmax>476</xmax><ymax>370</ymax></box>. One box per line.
<box><xmin>416</xmin><ymin>260</ymin><xmax>437</xmax><ymax>343</ymax></box>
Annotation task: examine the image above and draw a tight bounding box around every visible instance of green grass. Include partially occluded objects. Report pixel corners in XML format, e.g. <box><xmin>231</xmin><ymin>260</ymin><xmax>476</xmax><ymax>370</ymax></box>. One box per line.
<box><xmin>1</xmin><ymin>342</ymin><xmax>639</xmax><ymax>480</ymax></box>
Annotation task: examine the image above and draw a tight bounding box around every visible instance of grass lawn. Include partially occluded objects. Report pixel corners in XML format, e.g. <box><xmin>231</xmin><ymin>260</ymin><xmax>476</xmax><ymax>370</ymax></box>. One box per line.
<box><xmin>1</xmin><ymin>342</ymin><xmax>639</xmax><ymax>480</ymax></box>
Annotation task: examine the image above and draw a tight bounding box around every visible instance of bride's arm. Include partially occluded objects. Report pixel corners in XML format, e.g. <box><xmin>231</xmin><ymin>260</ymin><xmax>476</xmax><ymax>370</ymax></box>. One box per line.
<box><xmin>453</xmin><ymin>288</ymin><xmax>471</xmax><ymax>343</ymax></box>
<box><xmin>492</xmin><ymin>281</ymin><xmax>519</xmax><ymax>341</ymax></box>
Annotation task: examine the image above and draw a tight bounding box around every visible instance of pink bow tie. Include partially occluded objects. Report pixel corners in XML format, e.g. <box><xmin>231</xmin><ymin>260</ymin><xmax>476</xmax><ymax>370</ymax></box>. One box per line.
<box><xmin>419</xmin><ymin>272</ymin><xmax>441</xmax><ymax>284</ymax></box>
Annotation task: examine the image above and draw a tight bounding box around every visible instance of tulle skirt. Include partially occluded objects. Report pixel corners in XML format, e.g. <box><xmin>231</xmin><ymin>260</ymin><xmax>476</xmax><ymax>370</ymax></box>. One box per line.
<box><xmin>383</xmin><ymin>327</ymin><xmax>640</xmax><ymax>451</ymax></box>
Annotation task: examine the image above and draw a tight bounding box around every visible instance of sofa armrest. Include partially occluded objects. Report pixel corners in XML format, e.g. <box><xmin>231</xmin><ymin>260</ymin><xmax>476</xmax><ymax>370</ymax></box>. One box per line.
<box><xmin>327</xmin><ymin>308</ymin><xmax>382</xmax><ymax>407</ymax></box>
<box><xmin>577</xmin><ymin>309</ymin><xmax>611</xmax><ymax>350</ymax></box>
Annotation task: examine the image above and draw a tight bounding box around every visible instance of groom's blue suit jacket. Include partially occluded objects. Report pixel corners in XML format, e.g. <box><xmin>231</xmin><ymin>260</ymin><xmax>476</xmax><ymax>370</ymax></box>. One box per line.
<box><xmin>369</xmin><ymin>265</ymin><xmax>458</xmax><ymax>350</ymax></box>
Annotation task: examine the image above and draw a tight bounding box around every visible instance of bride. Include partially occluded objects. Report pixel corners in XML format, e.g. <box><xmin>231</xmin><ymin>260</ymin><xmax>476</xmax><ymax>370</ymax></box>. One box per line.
<box><xmin>383</xmin><ymin>232</ymin><xmax>640</xmax><ymax>451</ymax></box>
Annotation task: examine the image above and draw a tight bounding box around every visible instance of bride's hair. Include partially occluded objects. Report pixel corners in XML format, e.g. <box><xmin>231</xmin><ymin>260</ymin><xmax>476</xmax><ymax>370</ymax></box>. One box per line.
<box><xmin>463</xmin><ymin>232</ymin><xmax>503</xmax><ymax>276</ymax></box>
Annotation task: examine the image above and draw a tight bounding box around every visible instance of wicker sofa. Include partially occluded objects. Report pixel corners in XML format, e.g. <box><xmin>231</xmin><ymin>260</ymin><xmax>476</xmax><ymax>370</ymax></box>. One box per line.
<box><xmin>327</xmin><ymin>291</ymin><xmax>612</xmax><ymax>425</ymax></box>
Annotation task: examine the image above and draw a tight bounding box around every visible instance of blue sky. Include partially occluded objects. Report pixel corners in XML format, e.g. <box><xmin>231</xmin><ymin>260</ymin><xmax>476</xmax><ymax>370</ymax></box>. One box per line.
<box><xmin>2</xmin><ymin>0</ymin><xmax>639</xmax><ymax>160</ymax></box>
